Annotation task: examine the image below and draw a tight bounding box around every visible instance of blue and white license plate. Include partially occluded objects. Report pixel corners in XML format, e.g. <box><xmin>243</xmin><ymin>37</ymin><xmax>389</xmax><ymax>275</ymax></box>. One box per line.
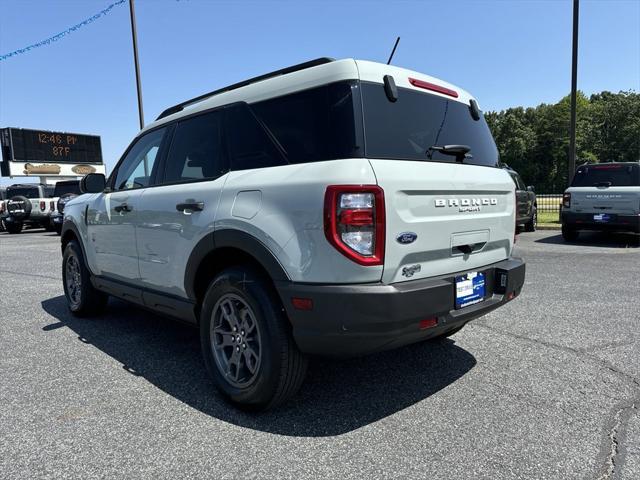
<box><xmin>455</xmin><ymin>272</ymin><xmax>486</xmax><ymax>309</ymax></box>
<box><xmin>593</xmin><ymin>213</ymin><xmax>611</xmax><ymax>223</ymax></box>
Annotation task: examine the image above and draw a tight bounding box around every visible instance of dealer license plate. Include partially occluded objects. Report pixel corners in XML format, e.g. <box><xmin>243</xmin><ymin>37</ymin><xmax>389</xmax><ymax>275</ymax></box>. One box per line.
<box><xmin>593</xmin><ymin>214</ymin><xmax>611</xmax><ymax>223</ymax></box>
<box><xmin>455</xmin><ymin>272</ymin><xmax>486</xmax><ymax>309</ymax></box>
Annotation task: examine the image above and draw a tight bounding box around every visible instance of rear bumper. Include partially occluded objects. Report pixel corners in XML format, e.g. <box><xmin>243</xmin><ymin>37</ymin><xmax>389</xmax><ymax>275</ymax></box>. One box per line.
<box><xmin>562</xmin><ymin>211</ymin><xmax>640</xmax><ymax>233</ymax></box>
<box><xmin>276</xmin><ymin>257</ymin><xmax>525</xmax><ymax>357</ymax></box>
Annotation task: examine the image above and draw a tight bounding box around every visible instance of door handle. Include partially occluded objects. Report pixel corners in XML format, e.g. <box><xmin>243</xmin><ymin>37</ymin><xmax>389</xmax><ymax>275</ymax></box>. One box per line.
<box><xmin>176</xmin><ymin>201</ymin><xmax>204</xmax><ymax>213</ymax></box>
<box><xmin>114</xmin><ymin>203</ymin><xmax>133</xmax><ymax>213</ymax></box>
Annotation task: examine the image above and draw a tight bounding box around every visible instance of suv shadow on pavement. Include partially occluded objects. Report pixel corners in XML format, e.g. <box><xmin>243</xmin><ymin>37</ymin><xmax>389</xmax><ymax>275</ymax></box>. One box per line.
<box><xmin>535</xmin><ymin>231</ymin><xmax>639</xmax><ymax>248</ymax></box>
<box><xmin>41</xmin><ymin>295</ymin><xmax>476</xmax><ymax>437</ymax></box>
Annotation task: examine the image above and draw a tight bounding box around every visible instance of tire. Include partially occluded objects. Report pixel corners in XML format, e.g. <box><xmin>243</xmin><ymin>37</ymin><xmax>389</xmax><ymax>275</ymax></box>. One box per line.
<box><xmin>7</xmin><ymin>196</ymin><xmax>32</xmax><ymax>221</ymax></box>
<box><xmin>6</xmin><ymin>222</ymin><xmax>23</xmax><ymax>234</ymax></box>
<box><xmin>54</xmin><ymin>224</ymin><xmax>62</xmax><ymax>235</ymax></box>
<box><xmin>62</xmin><ymin>240</ymin><xmax>108</xmax><ymax>317</ymax></box>
<box><xmin>524</xmin><ymin>207</ymin><xmax>537</xmax><ymax>232</ymax></box>
<box><xmin>200</xmin><ymin>266</ymin><xmax>308</xmax><ymax>410</ymax></box>
<box><xmin>562</xmin><ymin>224</ymin><xmax>579</xmax><ymax>242</ymax></box>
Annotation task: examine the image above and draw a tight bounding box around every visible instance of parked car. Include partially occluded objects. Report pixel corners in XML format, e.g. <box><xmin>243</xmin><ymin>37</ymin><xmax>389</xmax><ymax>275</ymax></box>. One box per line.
<box><xmin>503</xmin><ymin>166</ymin><xmax>537</xmax><ymax>232</ymax></box>
<box><xmin>4</xmin><ymin>183</ymin><xmax>57</xmax><ymax>234</ymax></box>
<box><xmin>561</xmin><ymin>162</ymin><xmax>640</xmax><ymax>241</ymax></box>
<box><xmin>50</xmin><ymin>180</ymin><xmax>82</xmax><ymax>235</ymax></box>
<box><xmin>0</xmin><ymin>187</ymin><xmax>7</xmax><ymax>232</ymax></box>
<box><xmin>61</xmin><ymin>57</ymin><xmax>525</xmax><ymax>410</ymax></box>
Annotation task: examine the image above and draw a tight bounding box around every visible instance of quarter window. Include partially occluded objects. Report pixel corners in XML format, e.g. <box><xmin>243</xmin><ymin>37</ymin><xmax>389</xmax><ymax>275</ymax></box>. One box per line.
<box><xmin>250</xmin><ymin>81</ymin><xmax>363</xmax><ymax>164</ymax></box>
<box><xmin>225</xmin><ymin>103</ymin><xmax>287</xmax><ymax>171</ymax></box>
<box><xmin>114</xmin><ymin>128</ymin><xmax>166</xmax><ymax>191</ymax></box>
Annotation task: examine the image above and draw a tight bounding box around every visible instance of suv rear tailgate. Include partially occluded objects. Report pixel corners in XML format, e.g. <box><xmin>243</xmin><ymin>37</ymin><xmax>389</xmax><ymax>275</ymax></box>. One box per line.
<box><xmin>370</xmin><ymin>159</ymin><xmax>515</xmax><ymax>284</ymax></box>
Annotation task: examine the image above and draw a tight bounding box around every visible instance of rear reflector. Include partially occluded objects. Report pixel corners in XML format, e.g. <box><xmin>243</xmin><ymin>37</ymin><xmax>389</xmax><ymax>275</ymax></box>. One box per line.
<box><xmin>419</xmin><ymin>317</ymin><xmax>438</xmax><ymax>330</ymax></box>
<box><xmin>408</xmin><ymin>77</ymin><xmax>458</xmax><ymax>98</ymax></box>
<box><xmin>291</xmin><ymin>297</ymin><xmax>313</xmax><ymax>311</ymax></box>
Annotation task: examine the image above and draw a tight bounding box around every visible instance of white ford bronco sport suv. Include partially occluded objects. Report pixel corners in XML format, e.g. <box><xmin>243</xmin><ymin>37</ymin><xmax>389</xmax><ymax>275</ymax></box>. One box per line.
<box><xmin>561</xmin><ymin>162</ymin><xmax>640</xmax><ymax>241</ymax></box>
<box><xmin>61</xmin><ymin>58</ymin><xmax>526</xmax><ymax>410</ymax></box>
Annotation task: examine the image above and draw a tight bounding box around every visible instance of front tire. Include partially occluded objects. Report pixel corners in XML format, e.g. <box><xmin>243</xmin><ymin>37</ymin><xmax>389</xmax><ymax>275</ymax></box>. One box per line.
<box><xmin>562</xmin><ymin>224</ymin><xmax>579</xmax><ymax>242</ymax></box>
<box><xmin>200</xmin><ymin>266</ymin><xmax>308</xmax><ymax>410</ymax></box>
<box><xmin>62</xmin><ymin>240</ymin><xmax>108</xmax><ymax>316</ymax></box>
<box><xmin>6</xmin><ymin>222</ymin><xmax>23</xmax><ymax>234</ymax></box>
<box><xmin>524</xmin><ymin>207</ymin><xmax>537</xmax><ymax>232</ymax></box>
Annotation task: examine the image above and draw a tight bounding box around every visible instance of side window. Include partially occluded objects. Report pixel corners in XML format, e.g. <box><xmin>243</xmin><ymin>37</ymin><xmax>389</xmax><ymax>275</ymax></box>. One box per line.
<box><xmin>114</xmin><ymin>128</ymin><xmax>166</xmax><ymax>191</ymax></box>
<box><xmin>225</xmin><ymin>103</ymin><xmax>287</xmax><ymax>171</ymax></box>
<box><xmin>163</xmin><ymin>110</ymin><xmax>226</xmax><ymax>183</ymax></box>
<box><xmin>251</xmin><ymin>82</ymin><xmax>362</xmax><ymax>164</ymax></box>
<box><xmin>515</xmin><ymin>175</ymin><xmax>525</xmax><ymax>190</ymax></box>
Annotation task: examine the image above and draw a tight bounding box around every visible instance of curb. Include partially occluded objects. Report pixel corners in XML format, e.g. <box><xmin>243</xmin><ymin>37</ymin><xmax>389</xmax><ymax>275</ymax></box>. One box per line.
<box><xmin>536</xmin><ymin>225</ymin><xmax>561</xmax><ymax>231</ymax></box>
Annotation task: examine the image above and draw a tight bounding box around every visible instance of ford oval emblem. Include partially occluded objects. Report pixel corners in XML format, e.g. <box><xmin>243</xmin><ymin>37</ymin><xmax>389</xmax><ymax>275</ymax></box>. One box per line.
<box><xmin>396</xmin><ymin>232</ymin><xmax>417</xmax><ymax>244</ymax></box>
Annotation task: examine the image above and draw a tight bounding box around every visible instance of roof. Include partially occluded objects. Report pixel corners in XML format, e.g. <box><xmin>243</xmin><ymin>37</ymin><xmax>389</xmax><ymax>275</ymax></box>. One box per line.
<box><xmin>142</xmin><ymin>58</ymin><xmax>477</xmax><ymax>135</ymax></box>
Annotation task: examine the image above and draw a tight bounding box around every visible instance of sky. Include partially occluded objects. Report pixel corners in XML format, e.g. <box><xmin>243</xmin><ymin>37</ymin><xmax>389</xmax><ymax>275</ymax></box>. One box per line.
<box><xmin>0</xmin><ymin>0</ymin><xmax>639</xmax><ymax>185</ymax></box>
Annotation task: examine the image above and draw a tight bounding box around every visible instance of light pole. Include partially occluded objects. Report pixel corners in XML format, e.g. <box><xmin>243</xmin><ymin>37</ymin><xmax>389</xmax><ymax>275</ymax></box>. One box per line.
<box><xmin>129</xmin><ymin>0</ymin><xmax>144</xmax><ymax>130</ymax></box>
<box><xmin>568</xmin><ymin>0</ymin><xmax>579</xmax><ymax>186</ymax></box>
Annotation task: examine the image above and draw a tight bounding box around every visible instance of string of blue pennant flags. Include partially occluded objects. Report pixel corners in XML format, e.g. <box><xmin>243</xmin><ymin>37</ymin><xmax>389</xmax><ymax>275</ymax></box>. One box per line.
<box><xmin>0</xmin><ymin>0</ymin><xmax>127</xmax><ymax>62</ymax></box>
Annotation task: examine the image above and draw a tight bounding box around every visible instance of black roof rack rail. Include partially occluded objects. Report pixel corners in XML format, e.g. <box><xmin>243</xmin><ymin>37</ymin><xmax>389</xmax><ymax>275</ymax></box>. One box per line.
<box><xmin>156</xmin><ymin>57</ymin><xmax>335</xmax><ymax>121</ymax></box>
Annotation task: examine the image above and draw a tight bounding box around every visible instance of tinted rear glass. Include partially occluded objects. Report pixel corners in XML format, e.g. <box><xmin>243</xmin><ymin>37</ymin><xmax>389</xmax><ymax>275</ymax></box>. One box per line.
<box><xmin>6</xmin><ymin>186</ymin><xmax>41</xmax><ymax>198</ymax></box>
<box><xmin>361</xmin><ymin>82</ymin><xmax>499</xmax><ymax>166</ymax></box>
<box><xmin>53</xmin><ymin>182</ymin><xmax>81</xmax><ymax>196</ymax></box>
<box><xmin>571</xmin><ymin>164</ymin><xmax>640</xmax><ymax>187</ymax></box>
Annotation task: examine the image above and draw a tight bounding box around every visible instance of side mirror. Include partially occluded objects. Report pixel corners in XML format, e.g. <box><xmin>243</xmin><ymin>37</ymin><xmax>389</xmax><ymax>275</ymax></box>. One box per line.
<box><xmin>526</xmin><ymin>185</ymin><xmax>535</xmax><ymax>192</ymax></box>
<box><xmin>80</xmin><ymin>173</ymin><xmax>106</xmax><ymax>193</ymax></box>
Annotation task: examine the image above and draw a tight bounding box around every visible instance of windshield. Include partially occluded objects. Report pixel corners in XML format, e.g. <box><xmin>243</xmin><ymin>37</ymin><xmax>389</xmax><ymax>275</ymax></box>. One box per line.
<box><xmin>571</xmin><ymin>164</ymin><xmax>640</xmax><ymax>187</ymax></box>
<box><xmin>6</xmin><ymin>186</ymin><xmax>41</xmax><ymax>198</ymax></box>
<box><xmin>54</xmin><ymin>181</ymin><xmax>81</xmax><ymax>196</ymax></box>
<box><xmin>361</xmin><ymin>82</ymin><xmax>499</xmax><ymax>166</ymax></box>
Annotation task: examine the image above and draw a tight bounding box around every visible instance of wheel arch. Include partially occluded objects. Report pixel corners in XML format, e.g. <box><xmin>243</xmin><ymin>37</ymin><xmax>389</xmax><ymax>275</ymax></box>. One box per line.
<box><xmin>185</xmin><ymin>229</ymin><xmax>290</xmax><ymax>306</ymax></box>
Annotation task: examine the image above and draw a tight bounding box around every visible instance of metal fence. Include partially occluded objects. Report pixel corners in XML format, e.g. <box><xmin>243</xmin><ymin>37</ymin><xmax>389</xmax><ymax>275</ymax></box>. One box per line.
<box><xmin>536</xmin><ymin>194</ymin><xmax>562</xmax><ymax>223</ymax></box>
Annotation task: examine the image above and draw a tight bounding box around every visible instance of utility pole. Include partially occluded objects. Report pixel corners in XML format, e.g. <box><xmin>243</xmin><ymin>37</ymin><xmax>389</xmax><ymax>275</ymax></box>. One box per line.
<box><xmin>129</xmin><ymin>0</ymin><xmax>144</xmax><ymax>130</ymax></box>
<box><xmin>568</xmin><ymin>0</ymin><xmax>579</xmax><ymax>186</ymax></box>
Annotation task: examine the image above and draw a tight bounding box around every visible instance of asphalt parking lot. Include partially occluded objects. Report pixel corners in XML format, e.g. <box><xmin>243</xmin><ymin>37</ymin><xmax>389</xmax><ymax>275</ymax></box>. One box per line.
<box><xmin>0</xmin><ymin>229</ymin><xmax>638</xmax><ymax>479</ymax></box>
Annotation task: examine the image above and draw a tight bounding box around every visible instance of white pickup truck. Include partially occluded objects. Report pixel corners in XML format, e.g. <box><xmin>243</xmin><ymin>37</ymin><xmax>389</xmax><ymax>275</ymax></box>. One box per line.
<box><xmin>561</xmin><ymin>162</ymin><xmax>640</xmax><ymax>240</ymax></box>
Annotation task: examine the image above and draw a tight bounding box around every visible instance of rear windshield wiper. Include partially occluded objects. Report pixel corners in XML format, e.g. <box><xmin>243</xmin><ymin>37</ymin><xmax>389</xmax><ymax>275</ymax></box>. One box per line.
<box><xmin>427</xmin><ymin>144</ymin><xmax>472</xmax><ymax>162</ymax></box>
<box><xmin>594</xmin><ymin>181</ymin><xmax>612</xmax><ymax>187</ymax></box>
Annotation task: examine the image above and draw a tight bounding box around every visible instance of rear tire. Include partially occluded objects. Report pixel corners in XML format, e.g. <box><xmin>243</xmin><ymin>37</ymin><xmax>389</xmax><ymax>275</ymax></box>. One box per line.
<box><xmin>54</xmin><ymin>224</ymin><xmax>62</xmax><ymax>235</ymax></box>
<box><xmin>562</xmin><ymin>225</ymin><xmax>579</xmax><ymax>242</ymax></box>
<box><xmin>62</xmin><ymin>240</ymin><xmax>108</xmax><ymax>317</ymax></box>
<box><xmin>200</xmin><ymin>266</ymin><xmax>308</xmax><ymax>410</ymax></box>
<box><xmin>524</xmin><ymin>207</ymin><xmax>537</xmax><ymax>232</ymax></box>
<box><xmin>6</xmin><ymin>222</ymin><xmax>23</xmax><ymax>234</ymax></box>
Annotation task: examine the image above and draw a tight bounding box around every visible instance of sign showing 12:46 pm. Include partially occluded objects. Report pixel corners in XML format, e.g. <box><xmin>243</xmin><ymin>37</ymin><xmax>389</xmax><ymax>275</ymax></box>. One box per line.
<box><xmin>1</xmin><ymin>127</ymin><xmax>103</xmax><ymax>164</ymax></box>
<box><xmin>0</xmin><ymin>127</ymin><xmax>105</xmax><ymax>177</ymax></box>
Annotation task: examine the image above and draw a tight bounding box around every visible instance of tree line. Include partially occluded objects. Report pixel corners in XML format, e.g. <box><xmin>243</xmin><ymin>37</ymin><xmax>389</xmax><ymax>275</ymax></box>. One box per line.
<box><xmin>485</xmin><ymin>91</ymin><xmax>639</xmax><ymax>193</ymax></box>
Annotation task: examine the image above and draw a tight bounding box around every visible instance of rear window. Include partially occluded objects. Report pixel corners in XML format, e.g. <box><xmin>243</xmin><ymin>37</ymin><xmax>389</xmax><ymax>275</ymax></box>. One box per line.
<box><xmin>6</xmin><ymin>186</ymin><xmax>41</xmax><ymax>198</ymax></box>
<box><xmin>571</xmin><ymin>164</ymin><xmax>640</xmax><ymax>187</ymax></box>
<box><xmin>53</xmin><ymin>181</ymin><xmax>81</xmax><ymax>197</ymax></box>
<box><xmin>361</xmin><ymin>82</ymin><xmax>499</xmax><ymax>166</ymax></box>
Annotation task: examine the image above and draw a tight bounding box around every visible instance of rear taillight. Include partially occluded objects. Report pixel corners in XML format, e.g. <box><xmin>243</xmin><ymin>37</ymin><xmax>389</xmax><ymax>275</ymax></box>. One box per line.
<box><xmin>0</xmin><ymin>203</ymin><xmax>4</xmax><ymax>213</ymax></box>
<box><xmin>49</xmin><ymin>200</ymin><xmax>55</xmax><ymax>211</ymax></box>
<box><xmin>39</xmin><ymin>201</ymin><xmax>46</xmax><ymax>211</ymax></box>
<box><xmin>324</xmin><ymin>185</ymin><xmax>385</xmax><ymax>266</ymax></box>
<box><xmin>563</xmin><ymin>192</ymin><xmax>571</xmax><ymax>208</ymax></box>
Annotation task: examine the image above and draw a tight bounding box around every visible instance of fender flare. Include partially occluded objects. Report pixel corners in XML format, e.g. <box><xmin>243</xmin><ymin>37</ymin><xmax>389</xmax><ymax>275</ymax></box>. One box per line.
<box><xmin>60</xmin><ymin>220</ymin><xmax>90</xmax><ymax>266</ymax></box>
<box><xmin>183</xmin><ymin>229</ymin><xmax>290</xmax><ymax>301</ymax></box>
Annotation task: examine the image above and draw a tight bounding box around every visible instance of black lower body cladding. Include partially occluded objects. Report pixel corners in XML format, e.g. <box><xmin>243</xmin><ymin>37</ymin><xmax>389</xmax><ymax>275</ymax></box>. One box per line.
<box><xmin>562</xmin><ymin>211</ymin><xmax>640</xmax><ymax>233</ymax></box>
<box><xmin>277</xmin><ymin>257</ymin><xmax>525</xmax><ymax>357</ymax></box>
